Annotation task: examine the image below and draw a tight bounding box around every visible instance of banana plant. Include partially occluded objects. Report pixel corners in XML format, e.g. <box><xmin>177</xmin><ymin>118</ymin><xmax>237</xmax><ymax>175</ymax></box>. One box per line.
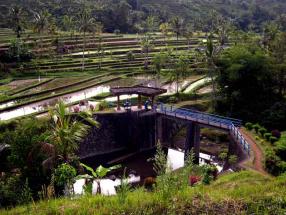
<box><xmin>77</xmin><ymin>163</ymin><xmax>121</xmax><ymax>194</ymax></box>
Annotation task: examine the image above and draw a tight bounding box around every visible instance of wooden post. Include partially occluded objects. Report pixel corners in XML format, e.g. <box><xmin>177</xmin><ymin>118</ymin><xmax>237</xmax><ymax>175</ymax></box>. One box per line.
<box><xmin>138</xmin><ymin>94</ymin><xmax>142</xmax><ymax>109</ymax></box>
<box><xmin>117</xmin><ymin>95</ymin><xmax>120</xmax><ymax>111</ymax></box>
<box><xmin>151</xmin><ymin>96</ymin><xmax>155</xmax><ymax>109</ymax></box>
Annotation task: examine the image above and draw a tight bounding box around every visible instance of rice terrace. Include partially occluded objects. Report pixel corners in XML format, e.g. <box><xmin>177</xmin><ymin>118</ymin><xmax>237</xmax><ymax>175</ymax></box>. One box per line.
<box><xmin>0</xmin><ymin>0</ymin><xmax>286</xmax><ymax>214</ymax></box>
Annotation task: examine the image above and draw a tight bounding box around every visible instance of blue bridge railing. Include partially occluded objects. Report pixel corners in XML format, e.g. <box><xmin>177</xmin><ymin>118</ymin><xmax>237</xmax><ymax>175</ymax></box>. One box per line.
<box><xmin>156</xmin><ymin>103</ymin><xmax>250</xmax><ymax>156</ymax></box>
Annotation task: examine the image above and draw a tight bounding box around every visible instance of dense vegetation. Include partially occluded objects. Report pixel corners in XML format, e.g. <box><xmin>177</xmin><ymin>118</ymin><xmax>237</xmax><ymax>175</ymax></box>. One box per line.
<box><xmin>1</xmin><ymin>0</ymin><xmax>286</xmax><ymax>33</ymax></box>
<box><xmin>0</xmin><ymin>0</ymin><xmax>286</xmax><ymax>214</ymax></box>
<box><xmin>3</xmin><ymin>171</ymin><xmax>286</xmax><ymax>214</ymax></box>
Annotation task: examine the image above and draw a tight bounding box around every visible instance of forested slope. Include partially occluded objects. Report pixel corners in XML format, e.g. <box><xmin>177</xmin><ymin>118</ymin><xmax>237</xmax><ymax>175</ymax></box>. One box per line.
<box><xmin>0</xmin><ymin>0</ymin><xmax>285</xmax><ymax>32</ymax></box>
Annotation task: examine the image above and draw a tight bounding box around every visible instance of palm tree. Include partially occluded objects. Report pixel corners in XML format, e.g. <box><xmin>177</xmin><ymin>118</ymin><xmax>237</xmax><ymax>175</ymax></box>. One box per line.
<box><xmin>33</xmin><ymin>10</ymin><xmax>52</xmax><ymax>81</ymax></box>
<box><xmin>62</xmin><ymin>15</ymin><xmax>75</xmax><ymax>39</ymax></box>
<box><xmin>171</xmin><ymin>17</ymin><xmax>184</xmax><ymax>41</ymax></box>
<box><xmin>183</xmin><ymin>24</ymin><xmax>194</xmax><ymax>51</ymax></box>
<box><xmin>33</xmin><ymin>10</ymin><xmax>52</xmax><ymax>53</ymax></box>
<box><xmin>205</xmin><ymin>35</ymin><xmax>220</xmax><ymax>110</ymax></box>
<box><xmin>28</xmin><ymin>101</ymin><xmax>100</xmax><ymax>172</ymax></box>
<box><xmin>172</xmin><ymin>54</ymin><xmax>189</xmax><ymax>95</ymax></box>
<box><xmin>152</xmin><ymin>52</ymin><xmax>167</xmax><ymax>87</ymax></box>
<box><xmin>146</xmin><ymin>16</ymin><xmax>158</xmax><ymax>34</ymax></box>
<box><xmin>48</xmin><ymin>101</ymin><xmax>99</xmax><ymax>161</ymax></box>
<box><xmin>77</xmin><ymin>7</ymin><xmax>95</xmax><ymax>70</ymax></box>
<box><xmin>140</xmin><ymin>34</ymin><xmax>154</xmax><ymax>69</ymax></box>
<box><xmin>159</xmin><ymin>22</ymin><xmax>172</xmax><ymax>45</ymax></box>
<box><xmin>10</xmin><ymin>6</ymin><xmax>24</xmax><ymax>38</ymax></box>
<box><xmin>93</xmin><ymin>22</ymin><xmax>104</xmax><ymax>70</ymax></box>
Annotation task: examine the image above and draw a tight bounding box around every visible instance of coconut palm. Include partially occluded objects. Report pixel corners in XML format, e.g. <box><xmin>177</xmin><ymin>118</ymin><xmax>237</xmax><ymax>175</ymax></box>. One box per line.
<box><xmin>10</xmin><ymin>6</ymin><xmax>24</xmax><ymax>38</ymax></box>
<box><xmin>152</xmin><ymin>52</ymin><xmax>167</xmax><ymax>87</ymax></box>
<box><xmin>33</xmin><ymin>10</ymin><xmax>52</xmax><ymax>53</ymax></box>
<box><xmin>77</xmin><ymin>7</ymin><xmax>96</xmax><ymax>70</ymax></box>
<box><xmin>62</xmin><ymin>15</ymin><xmax>75</xmax><ymax>38</ymax></box>
<box><xmin>171</xmin><ymin>17</ymin><xmax>184</xmax><ymax>41</ymax></box>
<box><xmin>172</xmin><ymin>54</ymin><xmax>189</xmax><ymax>95</ymax></box>
<box><xmin>140</xmin><ymin>33</ymin><xmax>154</xmax><ymax>69</ymax></box>
<box><xmin>28</xmin><ymin>101</ymin><xmax>99</xmax><ymax>171</ymax></box>
<box><xmin>204</xmin><ymin>35</ymin><xmax>220</xmax><ymax>110</ymax></box>
<box><xmin>48</xmin><ymin>101</ymin><xmax>99</xmax><ymax>161</ymax></box>
<box><xmin>183</xmin><ymin>24</ymin><xmax>194</xmax><ymax>51</ymax></box>
<box><xmin>159</xmin><ymin>22</ymin><xmax>172</xmax><ymax>45</ymax></box>
<box><xmin>164</xmin><ymin>54</ymin><xmax>189</xmax><ymax>96</ymax></box>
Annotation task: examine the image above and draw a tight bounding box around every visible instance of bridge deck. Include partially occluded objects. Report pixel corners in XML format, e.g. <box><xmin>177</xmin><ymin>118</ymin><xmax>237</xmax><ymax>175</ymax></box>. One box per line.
<box><xmin>156</xmin><ymin>104</ymin><xmax>250</xmax><ymax>156</ymax></box>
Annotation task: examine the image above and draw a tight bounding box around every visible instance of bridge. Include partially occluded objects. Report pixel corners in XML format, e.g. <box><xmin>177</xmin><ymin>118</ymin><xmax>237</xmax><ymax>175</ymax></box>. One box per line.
<box><xmin>155</xmin><ymin>103</ymin><xmax>250</xmax><ymax>163</ymax></box>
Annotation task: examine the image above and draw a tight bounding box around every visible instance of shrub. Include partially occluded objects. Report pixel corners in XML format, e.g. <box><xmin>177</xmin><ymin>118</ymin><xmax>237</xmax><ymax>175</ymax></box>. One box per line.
<box><xmin>79</xmin><ymin>100</ymin><xmax>86</xmax><ymax>106</ymax></box>
<box><xmin>2</xmin><ymin>40</ymin><xmax>33</xmax><ymax>63</ymax></box>
<box><xmin>117</xmin><ymin>168</ymin><xmax>131</xmax><ymax>204</ymax></box>
<box><xmin>270</xmin><ymin>136</ymin><xmax>278</xmax><ymax>144</ymax></box>
<box><xmin>265</xmin><ymin>149</ymin><xmax>282</xmax><ymax>175</ymax></box>
<box><xmin>202</xmin><ymin>165</ymin><xmax>217</xmax><ymax>184</ymax></box>
<box><xmin>89</xmin><ymin>104</ymin><xmax>95</xmax><ymax>111</ymax></box>
<box><xmin>258</xmin><ymin>127</ymin><xmax>267</xmax><ymax>136</ymax></box>
<box><xmin>218</xmin><ymin>152</ymin><xmax>228</xmax><ymax>161</ymax></box>
<box><xmin>189</xmin><ymin>175</ymin><xmax>201</xmax><ymax>186</ymax></box>
<box><xmin>126</xmin><ymin>51</ymin><xmax>135</xmax><ymax>61</ymax></box>
<box><xmin>271</xmin><ymin>130</ymin><xmax>281</xmax><ymax>139</ymax></box>
<box><xmin>201</xmin><ymin>128</ymin><xmax>229</xmax><ymax>142</ymax></box>
<box><xmin>144</xmin><ymin>177</ymin><xmax>156</xmax><ymax>189</ymax></box>
<box><xmin>73</xmin><ymin>106</ymin><xmax>80</xmax><ymax>113</ymax></box>
<box><xmin>275</xmin><ymin>140</ymin><xmax>286</xmax><ymax>160</ymax></box>
<box><xmin>168</xmin><ymin>96</ymin><xmax>178</xmax><ymax>103</ymax></box>
<box><xmin>96</xmin><ymin>100</ymin><xmax>109</xmax><ymax>111</ymax></box>
<box><xmin>264</xmin><ymin>133</ymin><xmax>272</xmax><ymax>141</ymax></box>
<box><xmin>253</xmin><ymin>124</ymin><xmax>261</xmax><ymax>133</ymax></box>
<box><xmin>18</xmin><ymin>179</ymin><xmax>32</xmax><ymax>205</ymax></box>
<box><xmin>54</xmin><ymin>163</ymin><xmax>77</xmax><ymax>187</ymax></box>
<box><xmin>245</xmin><ymin>122</ymin><xmax>253</xmax><ymax>130</ymax></box>
<box><xmin>0</xmin><ymin>175</ymin><xmax>22</xmax><ymax>208</ymax></box>
<box><xmin>228</xmin><ymin>155</ymin><xmax>238</xmax><ymax>166</ymax></box>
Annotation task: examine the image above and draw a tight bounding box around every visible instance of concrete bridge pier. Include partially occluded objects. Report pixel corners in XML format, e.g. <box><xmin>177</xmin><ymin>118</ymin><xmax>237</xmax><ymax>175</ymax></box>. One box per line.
<box><xmin>156</xmin><ymin>115</ymin><xmax>163</xmax><ymax>144</ymax></box>
<box><xmin>185</xmin><ymin>122</ymin><xmax>200</xmax><ymax>164</ymax></box>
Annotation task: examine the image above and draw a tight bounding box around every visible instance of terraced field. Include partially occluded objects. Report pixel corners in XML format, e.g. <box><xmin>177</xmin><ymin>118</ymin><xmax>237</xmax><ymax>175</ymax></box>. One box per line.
<box><xmin>0</xmin><ymin>28</ymin><xmax>212</xmax><ymax>120</ymax></box>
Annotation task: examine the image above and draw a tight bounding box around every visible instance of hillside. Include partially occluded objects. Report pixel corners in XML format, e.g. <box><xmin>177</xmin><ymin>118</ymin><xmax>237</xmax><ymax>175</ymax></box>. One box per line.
<box><xmin>0</xmin><ymin>0</ymin><xmax>286</xmax><ymax>32</ymax></box>
<box><xmin>3</xmin><ymin>171</ymin><xmax>286</xmax><ymax>214</ymax></box>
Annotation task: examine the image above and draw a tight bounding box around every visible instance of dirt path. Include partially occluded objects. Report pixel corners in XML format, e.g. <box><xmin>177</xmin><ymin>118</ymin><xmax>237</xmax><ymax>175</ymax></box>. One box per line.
<box><xmin>239</xmin><ymin>128</ymin><xmax>269</xmax><ymax>176</ymax></box>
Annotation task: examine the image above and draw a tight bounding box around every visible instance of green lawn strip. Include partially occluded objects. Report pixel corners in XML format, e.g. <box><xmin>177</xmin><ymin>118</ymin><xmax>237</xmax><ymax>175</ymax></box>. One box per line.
<box><xmin>0</xmin><ymin>72</ymin><xmax>138</xmax><ymax>113</ymax></box>
<box><xmin>8</xmin><ymin>78</ymin><xmax>55</xmax><ymax>96</ymax></box>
